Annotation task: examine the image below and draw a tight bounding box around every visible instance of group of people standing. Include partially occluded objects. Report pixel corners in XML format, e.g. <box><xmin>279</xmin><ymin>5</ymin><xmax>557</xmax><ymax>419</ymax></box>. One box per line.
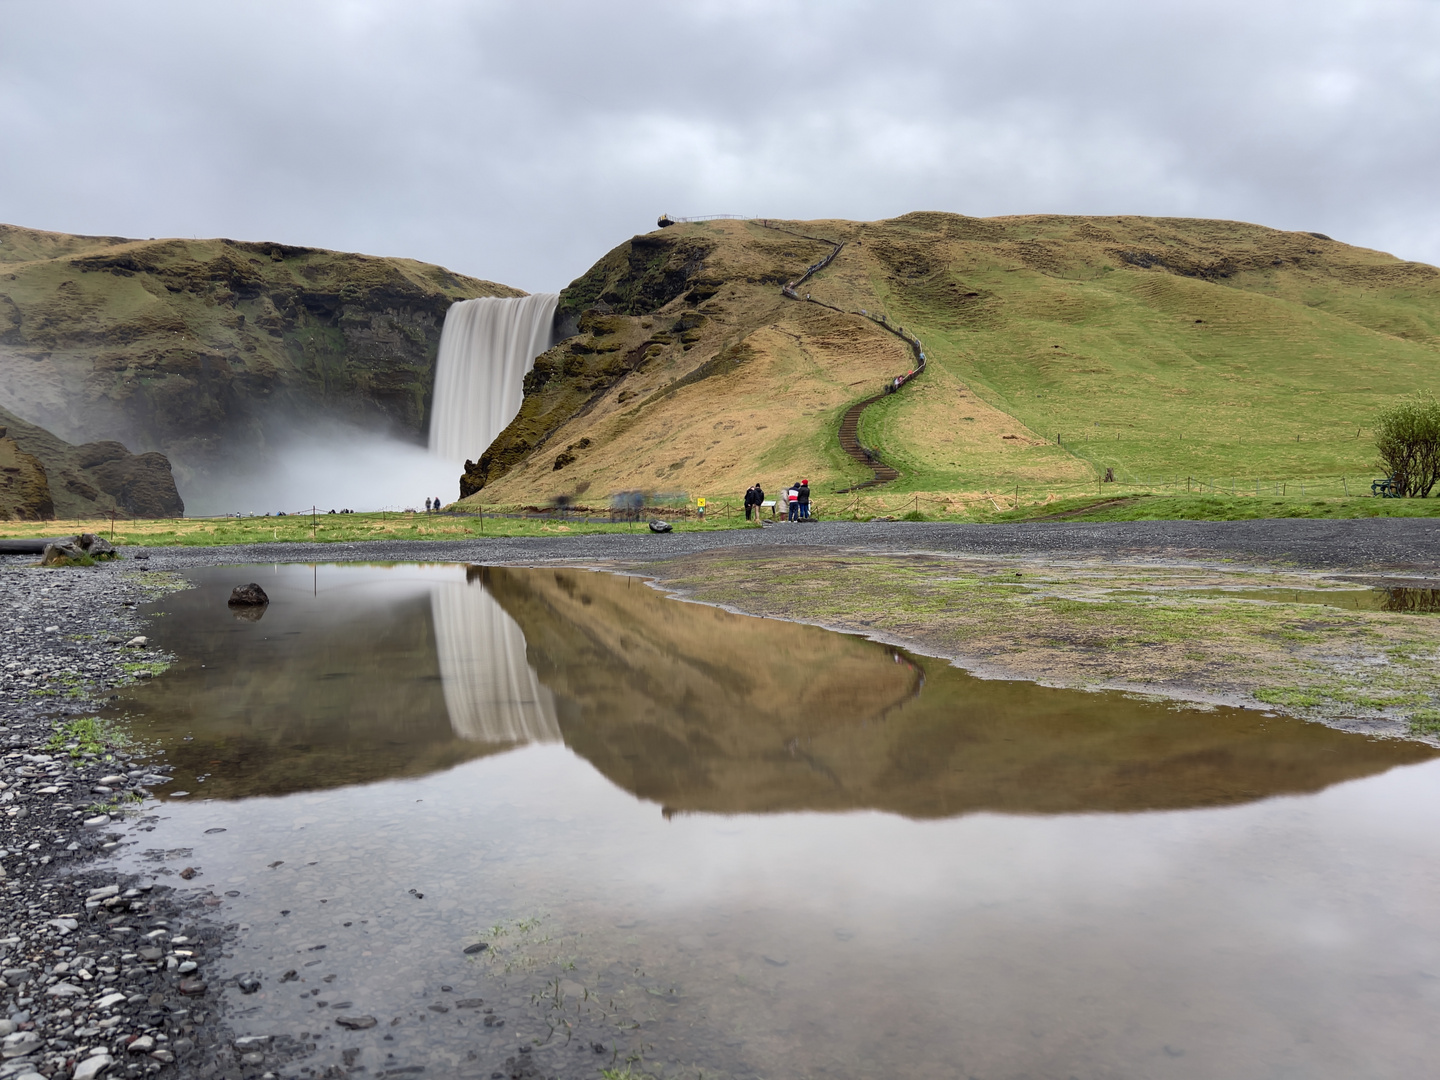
<box><xmin>743</xmin><ymin>480</ymin><xmax>811</xmax><ymax>522</ymax></box>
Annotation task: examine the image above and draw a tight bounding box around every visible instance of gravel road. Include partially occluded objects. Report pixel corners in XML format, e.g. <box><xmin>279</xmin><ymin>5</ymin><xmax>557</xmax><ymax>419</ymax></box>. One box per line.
<box><xmin>123</xmin><ymin>516</ymin><xmax>1440</xmax><ymax>576</ymax></box>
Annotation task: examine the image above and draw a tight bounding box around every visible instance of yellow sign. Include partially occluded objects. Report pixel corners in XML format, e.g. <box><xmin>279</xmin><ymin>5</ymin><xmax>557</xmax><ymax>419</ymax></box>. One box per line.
<box><xmin>696</xmin><ymin>498</ymin><xmax>706</xmax><ymax>507</ymax></box>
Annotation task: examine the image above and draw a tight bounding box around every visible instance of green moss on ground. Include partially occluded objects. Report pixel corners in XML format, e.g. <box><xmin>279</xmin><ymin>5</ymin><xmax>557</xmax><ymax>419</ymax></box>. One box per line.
<box><xmin>647</xmin><ymin>550</ymin><xmax>1440</xmax><ymax>734</ymax></box>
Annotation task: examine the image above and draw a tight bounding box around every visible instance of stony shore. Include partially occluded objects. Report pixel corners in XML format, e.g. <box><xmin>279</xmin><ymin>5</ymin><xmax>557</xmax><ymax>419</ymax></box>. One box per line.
<box><xmin>0</xmin><ymin>556</ymin><xmax>304</xmax><ymax>1080</ymax></box>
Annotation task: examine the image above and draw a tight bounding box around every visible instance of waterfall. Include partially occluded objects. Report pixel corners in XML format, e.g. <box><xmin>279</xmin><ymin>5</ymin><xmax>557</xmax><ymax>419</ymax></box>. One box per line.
<box><xmin>429</xmin><ymin>293</ymin><xmax>559</xmax><ymax>462</ymax></box>
<box><xmin>430</xmin><ymin>579</ymin><xmax>561</xmax><ymax>745</ymax></box>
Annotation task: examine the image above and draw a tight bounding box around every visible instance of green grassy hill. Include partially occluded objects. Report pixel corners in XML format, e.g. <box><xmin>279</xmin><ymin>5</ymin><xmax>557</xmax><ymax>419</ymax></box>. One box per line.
<box><xmin>465</xmin><ymin>214</ymin><xmax>1440</xmax><ymax>509</ymax></box>
<box><xmin>859</xmin><ymin>213</ymin><xmax>1440</xmax><ymax>494</ymax></box>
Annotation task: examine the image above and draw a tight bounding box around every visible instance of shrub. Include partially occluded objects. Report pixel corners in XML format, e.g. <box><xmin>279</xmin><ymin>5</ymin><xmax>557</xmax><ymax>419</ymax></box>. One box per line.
<box><xmin>1374</xmin><ymin>391</ymin><xmax>1440</xmax><ymax>497</ymax></box>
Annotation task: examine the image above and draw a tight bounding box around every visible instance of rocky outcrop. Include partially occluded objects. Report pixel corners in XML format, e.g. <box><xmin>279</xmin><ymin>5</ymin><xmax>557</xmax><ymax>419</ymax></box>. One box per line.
<box><xmin>0</xmin><ymin>224</ymin><xmax>520</xmax><ymax>489</ymax></box>
<box><xmin>0</xmin><ymin>405</ymin><xmax>183</xmax><ymax>518</ymax></box>
<box><xmin>461</xmin><ymin>236</ymin><xmax>739</xmax><ymax>495</ymax></box>
<box><xmin>40</xmin><ymin>532</ymin><xmax>118</xmax><ymax>566</ymax></box>
<box><xmin>0</xmin><ymin>425</ymin><xmax>54</xmax><ymax>520</ymax></box>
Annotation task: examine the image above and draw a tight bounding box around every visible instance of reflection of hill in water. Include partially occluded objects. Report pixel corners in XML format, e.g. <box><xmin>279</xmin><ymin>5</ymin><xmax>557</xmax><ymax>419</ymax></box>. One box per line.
<box><xmin>113</xmin><ymin>565</ymin><xmax>536</xmax><ymax>798</ymax></box>
<box><xmin>119</xmin><ymin>564</ymin><xmax>1432</xmax><ymax>810</ymax></box>
<box><xmin>481</xmin><ymin>567</ymin><xmax>1434</xmax><ymax>816</ymax></box>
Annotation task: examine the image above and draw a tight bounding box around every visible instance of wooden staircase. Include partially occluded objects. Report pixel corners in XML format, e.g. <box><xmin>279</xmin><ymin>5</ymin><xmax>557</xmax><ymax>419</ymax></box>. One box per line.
<box><xmin>837</xmin><ymin>393</ymin><xmax>900</xmax><ymax>491</ymax></box>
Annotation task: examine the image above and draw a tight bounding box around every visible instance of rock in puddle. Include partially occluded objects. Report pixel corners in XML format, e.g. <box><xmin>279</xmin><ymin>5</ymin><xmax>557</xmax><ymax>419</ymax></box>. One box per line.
<box><xmin>336</xmin><ymin>1014</ymin><xmax>378</xmax><ymax>1030</ymax></box>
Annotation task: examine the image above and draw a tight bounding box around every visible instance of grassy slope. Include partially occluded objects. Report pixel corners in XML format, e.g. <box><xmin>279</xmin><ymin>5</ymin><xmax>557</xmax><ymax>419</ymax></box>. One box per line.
<box><xmin>983</xmin><ymin>493</ymin><xmax>1440</xmax><ymax>524</ymax></box>
<box><xmin>471</xmin><ymin>213</ymin><xmax>1440</xmax><ymax>509</ymax></box>
<box><xmin>860</xmin><ymin>214</ymin><xmax>1440</xmax><ymax>492</ymax></box>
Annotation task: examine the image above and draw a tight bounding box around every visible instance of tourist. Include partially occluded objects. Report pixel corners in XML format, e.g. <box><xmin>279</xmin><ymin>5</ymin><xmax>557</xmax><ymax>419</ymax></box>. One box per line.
<box><xmin>425</xmin><ymin>497</ymin><xmax>432</xmax><ymax>513</ymax></box>
<box><xmin>787</xmin><ymin>486</ymin><xmax>799</xmax><ymax>522</ymax></box>
<box><xmin>432</xmin><ymin>496</ymin><xmax>441</xmax><ymax>513</ymax></box>
<box><xmin>798</xmin><ymin>479</ymin><xmax>810</xmax><ymax>520</ymax></box>
<box><xmin>752</xmin><ymin>482</ymin><xmax>765</xmax><ymax>522</ymax></box>
<box><xmin>743</xmin><ymin>485</ymin><xmax>756</xmax><ymax>520</ymax></box>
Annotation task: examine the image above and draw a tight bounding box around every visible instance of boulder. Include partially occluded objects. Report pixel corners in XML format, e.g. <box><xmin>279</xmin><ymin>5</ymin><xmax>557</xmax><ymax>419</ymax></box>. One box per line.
<box><xmin>39</xmin><ymin>533</ymin><xmax>119</xmax><ymax>566</ymax></box>
<box><xmin>228</xmin><ymin>583</ymin><xmax>270</xmax><ymax>606</ymax></box>
<box><xmin>648</xmin><ymin>520</ymin><xmax>673</xmax><ymax>533</ymax></box>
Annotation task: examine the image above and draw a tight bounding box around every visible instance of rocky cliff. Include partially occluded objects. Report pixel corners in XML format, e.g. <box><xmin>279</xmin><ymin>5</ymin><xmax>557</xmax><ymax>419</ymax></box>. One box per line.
<box><xmin>0</xmin><ymin>225</ymin><xmax>520</xmax><ymax>491</ymax></box>
<box><xmin>0</xmin><ymin>404</ymin><xmax>184</xmax><ymax>519</ymax></box>
<box><xmin>0</xmin><ymin>425</ymin><xmax>52</xmax><ymax>520</ymax></box>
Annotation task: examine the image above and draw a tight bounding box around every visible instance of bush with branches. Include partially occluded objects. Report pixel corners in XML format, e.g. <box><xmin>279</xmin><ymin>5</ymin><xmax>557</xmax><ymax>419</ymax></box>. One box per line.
<box><xmin>1374</xmin><ymin>391</ymin><xmax>1440</xmax><ymax>497</ymax></box>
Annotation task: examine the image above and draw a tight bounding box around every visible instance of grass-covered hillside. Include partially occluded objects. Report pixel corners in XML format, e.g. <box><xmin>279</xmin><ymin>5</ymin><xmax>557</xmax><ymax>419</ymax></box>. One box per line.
<box><xmin>0</xmin><ymin>224</ymin><xmax>518</xmax><ymax>489</ymax></box>
<box><xmin>463</xmin><ymin>214</ymin><xmax>1440</xmax><ymax>507</ymax></box>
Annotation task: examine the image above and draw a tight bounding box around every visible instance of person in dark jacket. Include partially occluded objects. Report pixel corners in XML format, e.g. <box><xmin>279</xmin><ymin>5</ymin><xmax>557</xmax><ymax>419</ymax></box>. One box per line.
<box><xmin>797</xmin><ymin>480</ymin><xmax>810</xmax><ymax>520</ymax></box>
<box><xmin>743</xmin><ymin>485</ymin><xmax>757</xmax><ymax>520</ymax></box>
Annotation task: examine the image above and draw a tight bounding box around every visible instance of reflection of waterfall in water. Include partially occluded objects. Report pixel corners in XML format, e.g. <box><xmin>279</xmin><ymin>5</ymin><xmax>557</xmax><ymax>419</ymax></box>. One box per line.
<box><xmin>430</xmin><ymin>581</ymin><xmax>561</xmax><ymax>745</ymax></box>
<box><xmin>428</xmin><ymin>294</ymin><xmax>559</xmax><ymax>462</ymax></box>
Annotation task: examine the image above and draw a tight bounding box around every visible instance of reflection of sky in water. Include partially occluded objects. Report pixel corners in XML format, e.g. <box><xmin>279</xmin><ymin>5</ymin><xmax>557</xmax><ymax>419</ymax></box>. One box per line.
<box><xmin>105</xmin><ymin>565</ymin><xmax>1440</xmax><ymax>1080</ymax></box>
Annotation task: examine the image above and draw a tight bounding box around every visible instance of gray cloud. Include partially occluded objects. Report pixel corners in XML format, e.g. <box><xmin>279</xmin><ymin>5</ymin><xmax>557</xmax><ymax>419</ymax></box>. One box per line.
<box><xmin>2</xmin><ymin>0</ymin><xmax>1437</xmax><ymax>291</ymax></box>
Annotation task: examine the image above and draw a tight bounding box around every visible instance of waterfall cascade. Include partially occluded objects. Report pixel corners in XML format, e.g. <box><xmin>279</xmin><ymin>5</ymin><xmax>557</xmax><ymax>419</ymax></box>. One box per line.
<box><xmin>428</xmin><ymin>293</ymin><xmax>559</xmax><ymax>462</ymax></box>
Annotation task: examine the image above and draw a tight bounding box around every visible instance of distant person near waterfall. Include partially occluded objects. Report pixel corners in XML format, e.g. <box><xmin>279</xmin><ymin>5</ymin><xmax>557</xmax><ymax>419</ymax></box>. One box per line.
<box><xmin>425</xmin><ymin>498</ymin><xmax>432</xmax><ymax>513</ymax></box>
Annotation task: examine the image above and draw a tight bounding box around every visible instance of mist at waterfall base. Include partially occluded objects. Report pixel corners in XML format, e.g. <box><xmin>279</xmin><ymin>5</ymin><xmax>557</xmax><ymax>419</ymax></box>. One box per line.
<box><xmin>185</xmin><ymin>294</ymin><xmax>559</xmax><ymax>516</ymax></box>
<box><xmin>185</xmin><ymin>421</ymin><xmax>463</xmax><ymax>516</ymax></box>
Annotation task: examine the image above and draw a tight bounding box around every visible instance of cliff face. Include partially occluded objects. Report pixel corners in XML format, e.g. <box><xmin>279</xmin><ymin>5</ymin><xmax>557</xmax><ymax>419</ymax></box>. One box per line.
<box><xmin>0</xmin><ymin>225</ymin><xmax>520</xmax><ymax>489</ymax></box>
<box><xmin>0</xmin><ymin>426</ymin><xmax>53</xmax><ymax>520</ymax></box>
<box><xmin>0</xmin><ymin>404</ymin><xmax>184</xmax><ymax>519</ymax></box>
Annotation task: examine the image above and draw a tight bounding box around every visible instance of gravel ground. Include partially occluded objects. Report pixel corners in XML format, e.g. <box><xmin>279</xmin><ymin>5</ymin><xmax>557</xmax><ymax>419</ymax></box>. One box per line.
<box><xmin>0</xmin><ymin>557</ymin><xmax>304</xmax><ymax>1080</ymax></box>
<box><xmin>1</xmin><ymin>517</ymin><xmax>1436</xmax><ymax>1080</ymax></box>
<box><xmin>115</xmin><ymin>517</ymin><xmax>1440</xmax><ymax>577</ymax></box>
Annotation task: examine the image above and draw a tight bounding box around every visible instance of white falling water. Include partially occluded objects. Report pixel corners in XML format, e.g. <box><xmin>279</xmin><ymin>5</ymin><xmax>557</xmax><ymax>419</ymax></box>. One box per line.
<box><xmin>428</xmin><ymin>293</ymin><xmax>559</xmax><ymax>462</ymax></box>
<box><xmin>430</xmin><ymin>579</ymin><xmax>562</xmax><ymax>745</ymax></box>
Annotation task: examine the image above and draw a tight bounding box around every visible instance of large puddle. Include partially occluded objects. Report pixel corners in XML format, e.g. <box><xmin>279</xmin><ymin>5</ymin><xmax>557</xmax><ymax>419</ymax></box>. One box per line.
<box><xmin>105</xmin><ymin>564</ymin><xmax>1440</xmax><ymax>1079</ymax></box>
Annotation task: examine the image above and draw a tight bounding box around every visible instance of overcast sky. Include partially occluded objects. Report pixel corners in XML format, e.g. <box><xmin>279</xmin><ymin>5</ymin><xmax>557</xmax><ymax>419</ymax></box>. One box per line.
<box><xmin>2</xmin><ymin>0</ymin><xmax>1438</xmax><ymax>293</ymax></box>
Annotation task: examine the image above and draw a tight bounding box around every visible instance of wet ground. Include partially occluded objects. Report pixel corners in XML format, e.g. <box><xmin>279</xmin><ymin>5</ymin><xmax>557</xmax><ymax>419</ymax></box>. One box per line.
<box><xmin>98</xmin><ymin>561</ymin><xmax>1440</xmax><ymax>1079</ymax></box>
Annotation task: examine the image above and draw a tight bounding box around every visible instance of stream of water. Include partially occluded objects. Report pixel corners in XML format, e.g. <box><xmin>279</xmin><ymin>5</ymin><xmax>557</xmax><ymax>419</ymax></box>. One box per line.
<box><xmin>102</xmin><ymin>564</ymin><xmax>1440</xmax><ymax>1079</ymax></box>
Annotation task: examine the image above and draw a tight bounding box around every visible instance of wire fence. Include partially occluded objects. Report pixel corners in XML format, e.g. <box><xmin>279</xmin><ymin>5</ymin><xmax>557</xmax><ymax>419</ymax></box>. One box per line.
<box><xmin>1075</xmin><ymin>474</ymin><xmax>1382</xmax><ymax>498</ymax></box>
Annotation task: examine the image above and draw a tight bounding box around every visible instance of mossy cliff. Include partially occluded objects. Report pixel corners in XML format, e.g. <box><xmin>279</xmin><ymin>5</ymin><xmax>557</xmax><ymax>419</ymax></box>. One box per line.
<box><xmin>0</xmin><ymin>404</ymin><xmax>184</xmax><ymax>520</ymax></box>
<box><xmin>461</xmin><ymin>214</ymin><xmax>1440</xmax><ymax>505</ymax></box>
<box><xmin>0</xmin><ymin>224</ymin><xmax>519</xmax><ymax>489</ymax></box>
<box><xmin>0</xmin><ymin>425</ymin><xmax>52</xmax><ymax>520</ymax></box>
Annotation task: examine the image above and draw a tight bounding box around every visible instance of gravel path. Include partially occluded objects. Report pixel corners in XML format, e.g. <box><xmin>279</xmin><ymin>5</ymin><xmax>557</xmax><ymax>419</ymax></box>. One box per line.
<box><xmin>123</xmin><ymin>516</ymin><xmax>1440</xmax><ymax>577</ymax></box>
